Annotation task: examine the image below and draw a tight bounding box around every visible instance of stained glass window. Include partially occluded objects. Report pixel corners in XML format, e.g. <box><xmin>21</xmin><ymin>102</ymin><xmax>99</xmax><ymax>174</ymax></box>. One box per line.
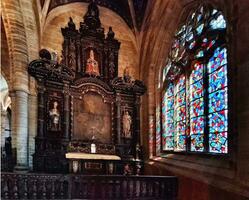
<box><xmin>159</xmin><ymin>4</ymin><xmax>228</xmax><ymax>155</ymax></box>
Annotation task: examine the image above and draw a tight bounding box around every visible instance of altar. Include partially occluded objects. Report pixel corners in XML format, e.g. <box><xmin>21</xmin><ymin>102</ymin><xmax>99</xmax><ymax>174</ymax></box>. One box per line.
<box><xmin>66</xmin><ymin>153</ymin><xmax>121</xmax><ymax>174</ymax></box>
<box><xmin>29</xmin><ymin>1</ymin><xmax>146</xmax><ymax>175</ymax></box>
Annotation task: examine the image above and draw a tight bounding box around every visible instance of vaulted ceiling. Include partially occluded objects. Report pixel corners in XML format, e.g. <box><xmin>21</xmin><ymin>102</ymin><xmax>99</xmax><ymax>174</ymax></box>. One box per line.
<box><xmin>39</xmin><ymin>0</ymin><xmax>148</xmax><ymax>30</ymax></box>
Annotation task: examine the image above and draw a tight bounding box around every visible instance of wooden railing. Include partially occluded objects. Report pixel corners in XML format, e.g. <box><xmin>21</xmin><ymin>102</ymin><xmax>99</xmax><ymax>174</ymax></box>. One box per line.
<box><xmin>1</xmin><ymin>172</ymin><xmax>178</xmax><ymax>199</ymax></box>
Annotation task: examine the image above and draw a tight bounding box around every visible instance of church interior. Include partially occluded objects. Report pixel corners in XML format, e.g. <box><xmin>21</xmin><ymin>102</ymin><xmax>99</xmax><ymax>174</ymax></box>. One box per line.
<box><xmin>1</xmin><ymin>0</ymin><xmax>249</xmax><ymax>199</ymax></box>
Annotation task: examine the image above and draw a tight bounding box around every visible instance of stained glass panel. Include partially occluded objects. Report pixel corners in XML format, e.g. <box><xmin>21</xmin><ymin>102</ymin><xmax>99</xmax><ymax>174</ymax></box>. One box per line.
<box><xmin>161</xmin><ymin>6</ymin><xmax>228</xmax><ymax>154</ymax></box>
<box><xmin>207</xmin><ymin>48</ymin><xmax>227</xmax><ymax>73</ymax></box>
<box><xmin>190</xmin><ymin>63</ymin><xmax>204</xmax><ymax>84</ymax></box>
<box><xmin>164</xmin><ymin>136</ymin><xmax>174</xmax><ymax>150</ymax></box>
<box><xmin>175</xmin><ymin>90</ymin><xmax>186</xmax><ymax>107</ymax></box>
<box><xmin>167</xmin><ymin>83</ymin><xmax>174</xmax><ymax>97</ymax></box>
<box><xmin>175</xmin><ymin>135</ymin><xmax>186</xmax><ymax>150</ymax></box>
<box><xmin>190</xmin><ymin>98</ymin><xmax>204</xmax><ymax>118</ymax></box>
<box><xmin>209</xmin><ymin>132</ymin><xmax>228</xmax><ymax>153</ymax></box>
<box><xmin>210</xmin><ymin>14</ymin><xmax>226</xmax><ymax>29</ymax></box>
<box><xmin>208</xmin><ymin>65</ymin><xmax>227</xmax><ymax>93</ymax></box>
<box><xmin>175</xmin><ymin>75</ymin><xmax>186</xmax><ymax>92</ymax></box>
<box><xmin>191</xmin><ymin>134</ymin><xmax>204</xmax><ymax>152</ymax></box>
<box><xmin>196</xmin><ymin>23</ymin><xmax>204</xmax><ymax>35</ymax></box>
<box><xmin>176</xmin><ymin>121</ymin><xmax>186</xmax><ymax>134</ymax></box>
<box><xmin>190</xmin><ymin>80</ymin><xmax>203</xmax><ymax>101</ymax></box>
<box><xmin>208</xmin><ymin>88</ymin><xmax>228</xmax><ymax>113</ymax></box>
<box><xmin>156</xmin><ymin>106</ymin><xmax>161</xmax><ymax>154</ymax></box>
<box><xmin>190</xmin><ymin>116</ymin><xmax>204</xmax><ymax>135</ymax></box>
<box><xmin>175</xmin><ymin>106</ymin><xmax>186</xmax><ymax>122</ymax></box>
<box><xmin>209</xmin><ymin>110</ymin><xmax>228</xmax><ymax>133</ymax></box>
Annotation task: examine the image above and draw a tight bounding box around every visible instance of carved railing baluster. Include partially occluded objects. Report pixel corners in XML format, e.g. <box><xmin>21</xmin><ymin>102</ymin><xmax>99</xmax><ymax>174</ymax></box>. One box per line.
<box><xmin>51</xmin><ymin>179</ymin><xmax>55</xmax><ymax>199</ymax></box>
<box><xmin>3</xmin><ymin>177</ymin><xmax>9</xmax><ymax>199</ymax></box>
<box><xmin>32</xmin><ymin>179</ymin><xmax>37</xmax><ymax>199</ymax></box>
<box><xmin>42</xmin><ymin>179</ymin><xmax>47</xmax><ymax>199</ymax></box>
<box><xmin>1</xmin><ymin>173</ymin><xmax>177</xmax><ymax>200</ymax></box>
<box><xmin>23</xmin><ymin>178</ymin><xmax>28</xmax><ymax>199</ymax></box>
<box><xmin>13</xmin><ymin>179</ymin><xmax>19</xmax><ymax>199</ymax></box>
<box><xmin>60</xmin><ymin>181</ymin><xmax>64</xmax><ymax>198</ymax></box>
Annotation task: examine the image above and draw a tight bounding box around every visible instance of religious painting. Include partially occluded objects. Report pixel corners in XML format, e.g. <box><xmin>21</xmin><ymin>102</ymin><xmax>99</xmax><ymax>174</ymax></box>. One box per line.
<box><xmin>73</xmin><ymin>92</ymin><xmax>111</xmax><ymax>143</ymax></box>
<box><xmin>47</xmin><ymin>99</ymin><xmax>61</xmax><ymax>131</ymax></box>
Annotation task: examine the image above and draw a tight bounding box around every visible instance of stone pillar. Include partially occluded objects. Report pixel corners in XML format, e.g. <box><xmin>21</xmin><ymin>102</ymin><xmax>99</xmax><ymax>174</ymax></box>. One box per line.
<box><xmin>28</xmin><ymin>94</ymin><xmax>37</xmax><ymax>169</ymax></box>
<box><xmin>1</xmin><ymin>110</ymin><xmax>8</xmax><ymax>147</ymax></box>
<box><xmin>11</xmin><ymin>90</ymin><xmax>29</xmax><ymax>170</ymax></box>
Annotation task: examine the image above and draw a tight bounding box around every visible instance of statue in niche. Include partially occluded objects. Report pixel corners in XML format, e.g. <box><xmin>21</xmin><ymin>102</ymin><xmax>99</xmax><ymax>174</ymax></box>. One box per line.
<box><xmin>49</xmin><ymin>101</ymin><xmax>61</xmax><ymax>131</ymax></box>
<box><xmin>85</xmin><ymin>49</ymin><xmax>100</xmax><ymax>76</ymax></box>
<box><xmin>123</xmin><ymin>110</ymin><xmax>132</xmax><ymax>138</ymax></box>
<box><xmin>123</xmin><ymin>65</ymin><xmax>132</xmax><ymax>83</ymax></box>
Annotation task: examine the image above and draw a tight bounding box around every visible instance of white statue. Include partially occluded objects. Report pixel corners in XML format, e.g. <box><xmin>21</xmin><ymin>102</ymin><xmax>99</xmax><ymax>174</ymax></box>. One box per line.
<box><xmin>123</xmin><ymin>110</ymin><xmax>132</xmax><ymax>138</ymax></box>
<box><xmin>49</xmin><ymin>101</ymin><xmax>60</xmax><ymax>131</ymax></box>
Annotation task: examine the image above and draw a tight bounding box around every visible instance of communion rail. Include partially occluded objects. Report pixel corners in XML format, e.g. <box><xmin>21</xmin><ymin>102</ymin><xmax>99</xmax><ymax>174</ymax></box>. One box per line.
<box><xmin>1</xmin><ymin>172</ymin><xmax>178</xmax><ymax>199</ymax></box>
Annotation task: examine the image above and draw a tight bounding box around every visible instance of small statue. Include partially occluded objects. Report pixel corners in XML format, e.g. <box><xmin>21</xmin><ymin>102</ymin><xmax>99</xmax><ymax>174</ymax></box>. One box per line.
<box><xmin>123</xmin><ymin>163</ymin><xmax>132</xmax><ymax>175</ymax></box>
<box><xmin>49</xmin><ymin>101</ymin><xmax>60</xmax><ymax>131</ymax></box>
<box><xmin>85</xmin><ymin>49</ymin><xmax>100</xmax><ymax>76</ymax></box>
<box><xmin>123</xmin><ymin>110</ymin><xmax>132</xmax><ymax>138</ymax></box>
<box><xmin>123</xmin><ymin>65</ymin><xmax>131</xmax><ymax>83</ymax></box>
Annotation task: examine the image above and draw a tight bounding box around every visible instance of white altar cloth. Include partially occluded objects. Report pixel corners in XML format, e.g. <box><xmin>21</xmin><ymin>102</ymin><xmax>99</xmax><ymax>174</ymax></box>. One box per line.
<box><xmin>65</xmin><ymin>152</ymin><xmax>121</xmax><ymax>160</ymax></box>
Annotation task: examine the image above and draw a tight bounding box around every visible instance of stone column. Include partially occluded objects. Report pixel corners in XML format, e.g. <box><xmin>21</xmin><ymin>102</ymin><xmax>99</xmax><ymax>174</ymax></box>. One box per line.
<box><xmin>28</xmin><ymin>94</ymin><xmax>37</xmax><ymax>169</ymax></box>
<box><xmin>11</xmin><ymin>90</ymin><xmax>29</xmax><ymax>170</ymax></box>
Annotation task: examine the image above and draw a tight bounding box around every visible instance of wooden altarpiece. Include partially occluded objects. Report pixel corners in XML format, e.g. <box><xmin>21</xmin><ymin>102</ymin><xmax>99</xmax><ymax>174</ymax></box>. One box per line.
<box><xmin>28</xmin><ymin>2</ymin><xmax>146</xmax><ymax>174</ymax></box>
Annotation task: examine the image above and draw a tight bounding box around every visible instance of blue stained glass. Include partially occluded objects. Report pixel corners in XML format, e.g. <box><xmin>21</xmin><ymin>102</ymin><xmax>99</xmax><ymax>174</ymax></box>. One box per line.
<box><xmin>208</xmin><ymin>48</ymin><xmax>227</xmax><ymax>73</ymax></box>
<box><xmin>186</xmin><ymin>32</ymin><xmax>194</xmax><ymax>41</ymax></box>
<box><xmin>166</xmin><ymin>110</ymin><xmax>174</xmax><ymax>124</ymax></box>
<box><xmin>209</xmin><ymin>132</ymin><xmax>228</xmax><ymax>153</ymax></box>
<box><xmin>190</xmin><ymin>98</ymin><xmax>204</xmax><ymax>118</ymax></box>
<box><xmin>196</xmin><ymin>50</ymin><xmax>204</xmax><ymax>58</ymax></box>
<box><xmin>167</xmin><ymin>83</ymin><xmax>174</xmax><ymax>97</ymax></box>
<box><xmin>190</xmin><ymin>80</ymin><xmax>203</xmax><ymax>101</ymax></box>
<box><xmin>190</xmin><ymin>63</ymin><xmax>204</xmax><ymax>84</ymax></box>
<box><xmin>209</xmin><ymin>110</ymin><xmax>228</xmax><ymax>132</ymax></box>
<box><xmin>190</xmin><ymin>116</ymin><xmax>204</xmax><ymax>135</ymax></box>
<box><xmin>167</xmin><ymin>96</ymin><xmax>174</xmax><ymax>109</ymax></box>
<box><xmin>196</xmin><ymin>23</ymin><xmax>204</xmax><ymax>35</ymax></box>
<box><xmin>208</xmin><ymin>88</ymin><xmax>228</xmax><ymax>113</ymax></box>
<box><xmin>208</xmin><ymin>65</ymin><xmax>227</xmax><ymax>93</ymax></box>
<box><xmin>191</xmin><ymin>134</ymin><xmax>204</xmax><ymax>152</ymax></box>
<box><xmin>210</xmin><ymin>14</ymin><xmax>226</xmax><ymax>29</ymax></box>
<box><xmin>176</xmin><ymin>121</ymin><xmax>186</xmax><ymax>134</ymax></box>
<box><xmin>176</xmin><ymin>75</ymin><xmax>186</xmax><ymax>92</ymax></box>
